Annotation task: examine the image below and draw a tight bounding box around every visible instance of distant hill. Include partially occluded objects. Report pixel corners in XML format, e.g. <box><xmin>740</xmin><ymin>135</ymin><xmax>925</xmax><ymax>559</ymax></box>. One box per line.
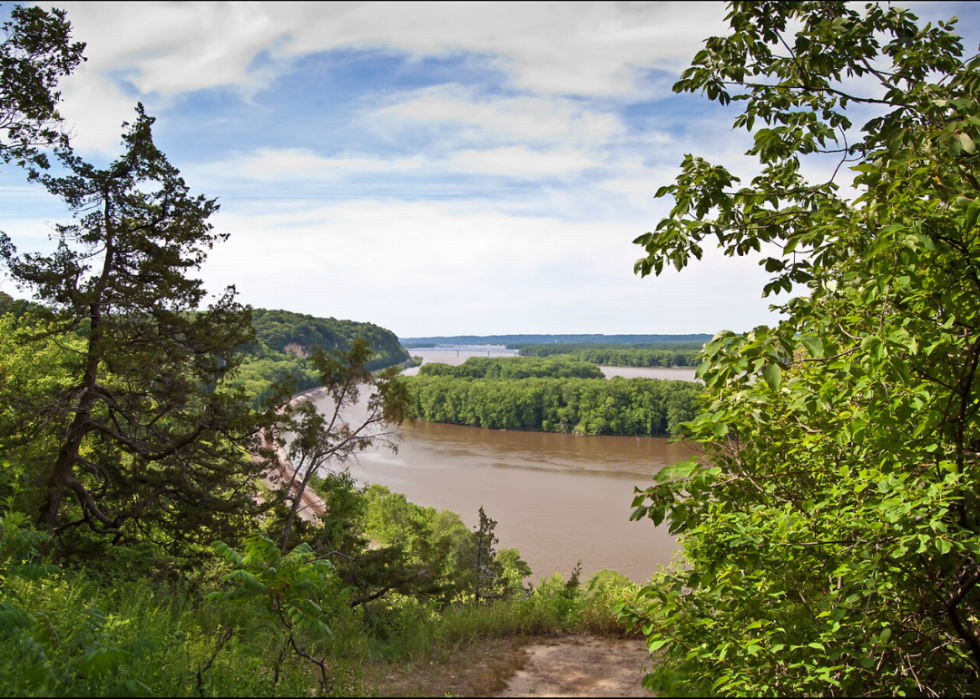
<box><xmin>232</xmin><ymin>309</ymin><xmax>410</xmax><ymax>407</ymax></box>
<box><xmin>251</xmin><ymin>308</ymin><xmax>408</xmax><ymax>370</ymax></box>
<box><xmin>398</xmin><ymin>334</ymin><xmax>713</xmax><ymax>349</ymax></box>
<box><xmin>0</xmin><ymin>296</ymin><xmax>408</xmax><ymax>405</ymax></box>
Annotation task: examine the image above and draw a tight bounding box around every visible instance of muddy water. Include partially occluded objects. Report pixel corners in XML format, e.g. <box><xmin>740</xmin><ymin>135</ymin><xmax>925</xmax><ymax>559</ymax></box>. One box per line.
<box><xmin>311</xmin><ymin>350</ymin><xmax>700</xmax><ymax>582</ymax></box>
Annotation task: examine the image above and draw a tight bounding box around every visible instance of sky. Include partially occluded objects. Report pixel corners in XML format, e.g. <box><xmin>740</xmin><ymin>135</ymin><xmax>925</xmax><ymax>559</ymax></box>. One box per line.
<box><xmin>1</xmin><ymin>2</ymin><xmax>977</xmax><ymax>338</ymax></box>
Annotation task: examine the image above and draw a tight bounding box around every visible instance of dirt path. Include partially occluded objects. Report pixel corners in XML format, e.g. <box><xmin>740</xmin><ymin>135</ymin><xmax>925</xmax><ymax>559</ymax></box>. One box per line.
<box><xmin>496</xmin><ymin>635</ymin><xmax>653</xmax><ymax>697</ymax></box>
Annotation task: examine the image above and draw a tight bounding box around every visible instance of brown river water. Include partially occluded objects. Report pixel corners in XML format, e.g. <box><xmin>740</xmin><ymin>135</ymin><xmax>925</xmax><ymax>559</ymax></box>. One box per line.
<box><xmin>311</xmin><ymin>348</ymin><xmax>699</xmax><ymax>583</ymax></box>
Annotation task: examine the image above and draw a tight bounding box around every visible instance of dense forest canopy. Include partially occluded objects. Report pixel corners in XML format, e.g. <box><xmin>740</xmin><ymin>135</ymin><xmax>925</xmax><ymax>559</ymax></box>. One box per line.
<box><xmin>408</xmin><ymin>374</ymin><xmax>699</xmax><ymax>437</ymax></box>
<box><xmin>418</xmin><ymin>356</ymin><xmax>605</xmax><ymax>380</ymax></box>
<box><xmin>250</xmin><ymin>308</ymin><xmax>407</xmax><ymax>369</ymax></box>
<box><xmin>518</xmin><ymin>345</ymin><xmax>701</xmax><ymax>367</ymax></box>
<box><xmin>233</xmin><ymin>308</ymin><xmax>409</xmax><ymax>406</ymax></box>
<box><xmin>0</xmin><ymin>293</ymin><xmax>410</xmax><ymax>408</ymax></box>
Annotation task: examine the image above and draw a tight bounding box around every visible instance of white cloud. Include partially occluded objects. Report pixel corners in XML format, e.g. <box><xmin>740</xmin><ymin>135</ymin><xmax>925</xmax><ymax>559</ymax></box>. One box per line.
<box><xmin>370</xmin><ymin>84</ymin><xmax>624</xmax><ymax>145</ymax></box>
<box><xmin>197</xmin><ymin>197</ymin><xmax>776</xmax><ymax>336</ymax></box>
<box><xmin>44</xmin><ymin>2</ymin><xmax>728</xmax><ymax>151</ymax></box>
<box><xmin>451</xmin><ymin>146</ymin><xmax>597</xmax><ymax>177</ymax></box>
<box><xmin>193</xmin><ymin>148</ymin><xmax>424</xmax><ymax>183</ymax></box>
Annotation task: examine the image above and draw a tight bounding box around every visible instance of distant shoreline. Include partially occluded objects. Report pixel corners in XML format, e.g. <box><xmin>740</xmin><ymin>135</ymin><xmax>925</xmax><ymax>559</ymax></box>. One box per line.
<box><xmin>289</xmin><ymin>385</ymin><xmax>329</xmax><ymax>406</ymax></box>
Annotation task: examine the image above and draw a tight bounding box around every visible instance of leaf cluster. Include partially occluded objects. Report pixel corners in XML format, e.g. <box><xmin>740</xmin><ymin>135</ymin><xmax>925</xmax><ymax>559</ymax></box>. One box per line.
<box><xmin>625</xmin><ymin>1</ymin><xmax>980</xmax><ymax>695</ymax></box>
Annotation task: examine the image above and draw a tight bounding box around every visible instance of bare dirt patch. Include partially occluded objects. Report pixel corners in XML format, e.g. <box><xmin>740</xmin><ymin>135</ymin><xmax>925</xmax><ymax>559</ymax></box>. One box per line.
<box><xmin>495</xmin><ymin>634</ymin><xmax>653</xmax><ymax>697</ymax></box>
<box><xmin>362</xmin><ymin>637</ymin><xmax>530</xmax><ymax>697</ymax></box>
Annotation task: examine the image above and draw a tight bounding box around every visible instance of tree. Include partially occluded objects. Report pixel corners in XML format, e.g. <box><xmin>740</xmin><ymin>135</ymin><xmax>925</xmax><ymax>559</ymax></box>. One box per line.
<box><xmin>472</xmin><ymin>506</ymin><xmax>499</xmax><ymax>604</ymax></box>
<box><xmin>0</xmin><ymin>105</ymin><xmax>263</xmax><ymax>556</ymax></box>
<box><xmin>272</xmin><ymin>337</ymin><xmax>411</xmax><ymax>554</ymax></box>
<box><xmin>623</xmin><ymin>2</ymin><xmax>980</xmax><ymax>695</ymax></box>
<box><xmin>0</xmin><ymin>4</ymin><xmax>85</xmax><ymax>171</ymax></box>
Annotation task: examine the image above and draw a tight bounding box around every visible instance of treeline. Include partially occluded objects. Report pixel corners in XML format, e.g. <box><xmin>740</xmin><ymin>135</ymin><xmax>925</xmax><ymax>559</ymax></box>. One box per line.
<box><xmin>251</xmin><ymin>308</ymin><xmax>407</xmax><ymax>370</ymax></box>
<box><xmin>408</xmin><ymin>375</ymin><xmax>701</xmax><ymax>437</ymax></box>
<box><xmin>231</xmin><ymin>308</ymin><xmax>410</xmax><ymax>406</ymax></box>
<box><xmin>519</xmin><ymin>344</ymin><xmax>702</xmax><ymax>367</ymax></box>
<box><xmin>418</xmin><ymin>356</ymin><xmax>604</xmax><ymax>380</ymax></box>
<box><xmin>0</xmin><ymin>291</ymin><xmax>38</xmax><ymax>320</ymax></box>
<box><xmin>0</xmin><ymin>292</ymin><xmax>408</xmax><ymax>407</ymax></box>
<box><xmin>398</xmin><ymin>333</ymin><xmax>713</xmax><ymax>347</ymax></box>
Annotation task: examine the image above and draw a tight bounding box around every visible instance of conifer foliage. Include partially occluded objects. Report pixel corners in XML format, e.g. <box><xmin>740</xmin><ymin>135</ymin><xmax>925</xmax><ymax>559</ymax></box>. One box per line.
<box><xmin>1</xmin><ymin>106</ymin><xmax>263</xmax><ymax>552</ymax></box>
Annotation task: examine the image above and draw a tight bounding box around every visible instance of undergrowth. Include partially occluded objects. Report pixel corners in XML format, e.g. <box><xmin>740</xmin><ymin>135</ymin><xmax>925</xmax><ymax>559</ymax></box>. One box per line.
<box><xmin>0</xmin><ymin>560</ymin><xmax>639</xmax><ymax>696</ymax></box>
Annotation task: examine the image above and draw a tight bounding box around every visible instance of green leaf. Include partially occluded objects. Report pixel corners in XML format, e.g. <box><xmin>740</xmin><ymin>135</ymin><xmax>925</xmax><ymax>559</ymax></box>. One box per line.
<box><xmin>762</xmin><ymin>363</ymin><xmax>782</xmax><ymax>390</ymax></box>
<box><xmin>801</xmin><ymin>336</ymin><xmax>824</xmax><ymax>358</ymax></box>
<box><xmin>958</xmin><ymin>132</ymin><xmax>976</xmax><ymax>154</ymax></box>
<box><xmin>860</xmin><ymin>335</ymin><xmax>884</xmax><ymax>361</ymax></box>
<box><xmin>964</xmin><ymin>202</ymin><xmax>980</xmax><ymax>233</ymax></box>
<box><xmin>0</xmin><ymin>602</ymin><xmax>34</xmax><ymax>637</ymax></box>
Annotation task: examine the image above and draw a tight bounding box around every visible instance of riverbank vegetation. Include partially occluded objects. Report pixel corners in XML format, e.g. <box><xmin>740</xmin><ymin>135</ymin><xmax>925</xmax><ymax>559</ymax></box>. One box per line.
<box><xmin>418</xmin><ymin>356</ymin><xmax>604</xmax><ymax>380</ymax></box>
<box><xmin>409</xmin><ymin>371</ymin><xmax>700</xmax><ymax>436</ymax></box>
<box><xmin>622</xmin><ymin>2</ymin><xmax>980</xmax><ymax>696</ymax></box>
<box><xmin>229</xmin><ymin>309</ymin><xmax>409</xmax><ymax>407</ymax></box>
<box><xmin>518</xmin><ymin>344</ymin><xmax>701</xmax><ymax>368</ymax></box>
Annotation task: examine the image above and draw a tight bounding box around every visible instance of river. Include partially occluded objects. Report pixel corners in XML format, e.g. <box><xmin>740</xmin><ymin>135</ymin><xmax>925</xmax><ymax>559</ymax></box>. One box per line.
<box><xmin>312</xmin><ymin>347</ymin><xmax>699</xmax><ymax>583</ymax></box>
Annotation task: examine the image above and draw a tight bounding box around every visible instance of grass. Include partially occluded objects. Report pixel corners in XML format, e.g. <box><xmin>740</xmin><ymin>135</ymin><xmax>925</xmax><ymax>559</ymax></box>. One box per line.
<box><xmin>0</xmin><ymin>560</ymin><xmax>641</xmax><ymax>697</ymax></box>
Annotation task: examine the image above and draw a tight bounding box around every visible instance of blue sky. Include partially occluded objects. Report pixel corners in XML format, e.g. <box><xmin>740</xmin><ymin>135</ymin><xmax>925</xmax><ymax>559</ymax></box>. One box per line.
<box><xmin>1</xmin><ymin>2</ymin><xmax>977</xmax><ymax>337</ymax></box>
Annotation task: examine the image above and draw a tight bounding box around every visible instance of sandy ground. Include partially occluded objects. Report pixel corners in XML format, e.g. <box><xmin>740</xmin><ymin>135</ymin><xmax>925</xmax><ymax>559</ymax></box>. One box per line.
<box><xmin>496</xmin><ymin>635</ymin><xmax>653</xmax><ymax>698</ymax></box>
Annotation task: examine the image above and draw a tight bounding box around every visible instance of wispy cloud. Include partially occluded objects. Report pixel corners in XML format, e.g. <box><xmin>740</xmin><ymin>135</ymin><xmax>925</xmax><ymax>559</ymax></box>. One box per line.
<box><xmin>197</xmin><ymin>149</ymin><xmax>425</xmax><ymax>183</ymax></box>
<box><xmin>16</xmin><ymin>1</ymin><xmax>925</xmax><ymax>334</ymax></box>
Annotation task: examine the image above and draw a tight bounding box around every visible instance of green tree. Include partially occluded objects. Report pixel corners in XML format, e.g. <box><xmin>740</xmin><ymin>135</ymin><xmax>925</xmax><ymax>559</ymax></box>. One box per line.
<box><xmin>210</xmin><ymin>531</ymin><xmax>347</xmax><ymax>694</ymax></box>
<box><xmin>472</xmin><ymin>506</ymin><xmax>500</xmax><ymax>604</ymax></box>
<box><xmin>624</xmin><ymin>2</ymin><xmax>980</xmax><ymax>695</ymax></box>
<box><xmin>0</xmin><ymin>4</ymin><xmax>85</xmax><ymax>171</ymax></box>
<box><xmin>0</xmin><ymin>105</ymin><xmax>262</xmax><ymax>555</ymax></box>
<box><xmin>271</xmin><ymin>338</ymin><xmax>410</xmax><ymax>554</ymax></box>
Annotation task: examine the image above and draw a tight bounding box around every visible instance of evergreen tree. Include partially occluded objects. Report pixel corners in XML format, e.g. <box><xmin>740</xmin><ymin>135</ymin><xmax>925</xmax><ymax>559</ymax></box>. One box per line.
<box><xmin>0</xmin><ymin>4</ymin><xmax>85</xmax><ymax>171</ymax></box>
<box><xmin>1</xmin><ymin>105</ymin><xmax>263</xmax><ymax>555</ymax></box>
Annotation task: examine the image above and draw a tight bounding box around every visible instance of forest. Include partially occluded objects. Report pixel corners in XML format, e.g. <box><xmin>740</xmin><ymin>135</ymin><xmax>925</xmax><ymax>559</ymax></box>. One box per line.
<box><xmin>408</xmin><ymin>370</ymin><xmax>700</xmax><ymax>437</ymax></box>
<box><xmin>232</xmin><ymin>309</ymin><xmax>409</xmax><ymax>407</ymax></box>
<box><xmin>417</xmin><ymin>356</ymin><xmax>605</xmax><ymax>380</ymax></box>
<box><xmin>0</xmin><ymin>290</ymin><xmax>410</xmax><ymax>409</ymax></box>
<box><xmin>517</xmin><ymin>344</ymin><xmax>702</xmax><ymax>367</ymax></box>
<box><xmin>250</xmin><ymin>308</ymin><xmax>408</xmax><ymax>369</ymax></box>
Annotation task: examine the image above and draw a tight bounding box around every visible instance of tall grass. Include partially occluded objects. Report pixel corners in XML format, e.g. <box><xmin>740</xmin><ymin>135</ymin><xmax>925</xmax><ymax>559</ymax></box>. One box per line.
<box><xmin>1</xmin><ymin>562</ymin><xmax>639</xmax><ymax>696</ymax></box>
